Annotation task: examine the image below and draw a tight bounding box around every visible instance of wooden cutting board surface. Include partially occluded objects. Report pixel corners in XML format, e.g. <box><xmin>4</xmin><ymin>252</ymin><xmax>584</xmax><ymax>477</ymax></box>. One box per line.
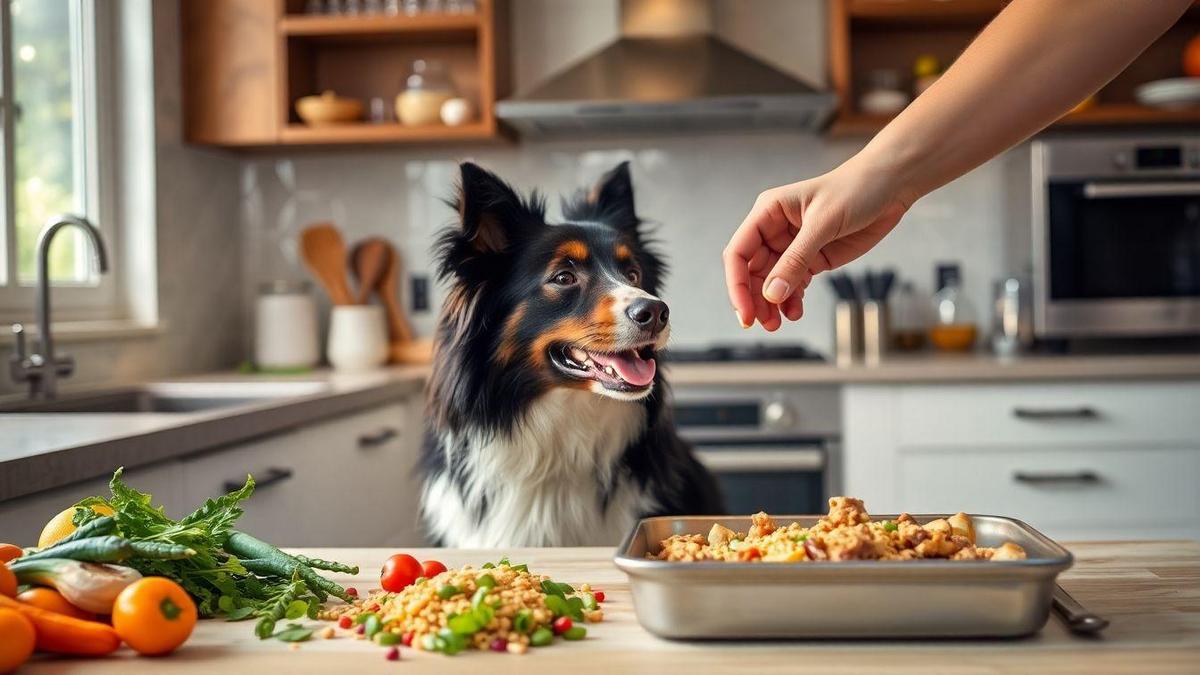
<box><xmin>22</xmin><ymin>541</ymin><xmax>1200</xmax><ymax>674</ymax></box>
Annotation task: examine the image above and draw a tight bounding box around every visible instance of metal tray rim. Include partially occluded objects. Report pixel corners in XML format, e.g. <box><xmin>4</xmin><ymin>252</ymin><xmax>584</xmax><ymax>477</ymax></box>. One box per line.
<box><xmin>614</xmin><ymin>513</ymin><xmax>1074</xmax><ymax>574</ymax></box>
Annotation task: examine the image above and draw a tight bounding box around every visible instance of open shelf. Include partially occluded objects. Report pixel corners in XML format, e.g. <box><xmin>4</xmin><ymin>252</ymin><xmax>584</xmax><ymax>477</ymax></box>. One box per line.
<box><xmin>279</xmin><ymin>12</ymin><xmax>481</xmax><ymax>41</ymax></box>
<box><xmin>279</xmin><ymin>121</ymin><xmax>499</xmax><ymax>145</ymax></box>
<box><xmin>828</xmin><ymin>0</ymin><xmax>1200</xmax><ymax>137</ymax></box>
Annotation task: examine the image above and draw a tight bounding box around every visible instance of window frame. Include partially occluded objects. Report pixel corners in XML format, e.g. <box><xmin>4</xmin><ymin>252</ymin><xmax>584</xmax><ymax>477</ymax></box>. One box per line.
<box><xmin>0</xmin><ymin>0</ymin><xmax>121</xmax><ymax>323</ymax></box>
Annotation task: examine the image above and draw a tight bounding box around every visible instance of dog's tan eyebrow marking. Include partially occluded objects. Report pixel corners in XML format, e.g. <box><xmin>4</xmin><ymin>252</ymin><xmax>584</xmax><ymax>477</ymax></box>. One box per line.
<box><xmin>555</xmin><ymin>240</ymin><xmax>589</xmax><ymax>261</ymax></box>
<box><xmin>614</xmin><ymin>243</ymin><xmax>632</xmax><ymax>261</ymax></box>
<box><xmin>497</xmin><ymin>302</ymin><xmax>527</xmax><ymax>365</ymax></box>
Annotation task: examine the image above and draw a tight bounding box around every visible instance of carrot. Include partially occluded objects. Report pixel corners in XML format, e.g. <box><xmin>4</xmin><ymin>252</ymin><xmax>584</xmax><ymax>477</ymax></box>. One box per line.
<box><xmin>0</xmin><ymin>594</ymin><xmax>121</xmax><ymax>656</ymax></box>
<box><xmin>0</xmin><ymin>543</ymin><xmax>22</xmax><ymax>563</ymax></box>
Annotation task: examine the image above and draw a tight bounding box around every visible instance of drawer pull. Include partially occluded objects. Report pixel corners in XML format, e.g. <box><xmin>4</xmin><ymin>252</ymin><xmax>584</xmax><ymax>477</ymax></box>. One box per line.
<box><xmin>1012</xmin><ymin>406</ymin><xmax>1098</xmax><ymax>421</ymax></box>
<box><xmin>358</xmin><ymin>427</ymin><xmax>399</xmax><ymax>448</ymax></box>
<box><xmin>1013</xmin><ymin>470</ymin><xmax>1100</xmax><ymax>485</ymax></box>
<box><xmin>224</xmin><ymin>467</ymin><xmax>293</xmax><ymax>492</ymax></box>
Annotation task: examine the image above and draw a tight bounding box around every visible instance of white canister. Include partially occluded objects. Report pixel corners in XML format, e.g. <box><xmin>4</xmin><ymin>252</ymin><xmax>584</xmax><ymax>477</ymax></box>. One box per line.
<box><xmin>255</xmin><ymin>281</ymin><xmax>319</xmax><ymax>370</ymax></box>
<box><xmin>327</xmin><ymin>305</ymin><xmax>388</xmax><ymax>372</ymax></box>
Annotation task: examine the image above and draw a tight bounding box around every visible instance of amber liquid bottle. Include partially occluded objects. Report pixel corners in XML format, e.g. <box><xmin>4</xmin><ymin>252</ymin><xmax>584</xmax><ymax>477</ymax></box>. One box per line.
<box><xmin>929</xmin><ymin>264</ymin><xmax>977</xmax><ymax>352</ymax></box>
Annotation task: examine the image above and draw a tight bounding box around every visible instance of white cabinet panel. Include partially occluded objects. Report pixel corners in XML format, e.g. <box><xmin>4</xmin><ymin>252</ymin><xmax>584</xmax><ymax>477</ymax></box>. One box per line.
<box><xmin>894</xmin><ymin>381</ymin><xmax>1200</xmax><ymax>448</ymax></box>
<box><xmin>896</xmin><ymin>445</ymin><xmax>1200</xmax><ymax>542</ymax></box>
<box><xmin>843</xmin><ymin>380</ymin><xmax>1200</xmax><ymax>541</ymax></box>
<box><xmin>0</xmin><ymin>461</ymin><xmax>182</xmax><ymax>546</ymax></box>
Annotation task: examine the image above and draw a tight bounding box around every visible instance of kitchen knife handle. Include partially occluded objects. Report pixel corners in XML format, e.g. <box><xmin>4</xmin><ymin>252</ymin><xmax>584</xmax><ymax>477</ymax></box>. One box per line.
<box><xmin>1013</xmin><ymin>470</ymin><xmax>1101</xmax><ymax>485</ymax></box>
<box><xmin>1013</xmin><ymin>406</ymin><xmax>1098</xmax><ymax>420</ymax></box>
<box><xmin>1052</xmin><ymin>584</ymin><xmax>1109</xmax><ymax>635</ymax></box>
<box><xmin>358</xmin><ymin>427</ymin><xmax>399</xmax><ymax>448</ymax></box>
<box><xmin>224</xmin><ymin>466</ymin><xmax>292</xmax><ymax>493</ymax></box>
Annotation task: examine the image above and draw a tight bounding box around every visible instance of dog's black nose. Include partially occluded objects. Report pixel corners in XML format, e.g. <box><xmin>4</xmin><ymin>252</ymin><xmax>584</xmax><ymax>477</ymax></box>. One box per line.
<box><xmin>627</xmin><ymin>298</ymin><xmax>669</xmax><ymax>333</ymax></box>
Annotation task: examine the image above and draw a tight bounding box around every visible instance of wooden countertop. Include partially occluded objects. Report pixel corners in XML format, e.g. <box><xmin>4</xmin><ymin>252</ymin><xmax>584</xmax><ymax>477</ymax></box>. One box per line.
<box><xmin>24</xmin><ymin>541</ymin><xmax>1200</xmax><ymax>674</ymax></box>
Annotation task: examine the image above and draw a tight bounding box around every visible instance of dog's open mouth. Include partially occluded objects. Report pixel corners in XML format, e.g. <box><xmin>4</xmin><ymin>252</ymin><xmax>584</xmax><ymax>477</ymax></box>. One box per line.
<box><xmin>549</xmin><ymin>343</ymin><xmax>657</xmax><ymax>392</ymax></box>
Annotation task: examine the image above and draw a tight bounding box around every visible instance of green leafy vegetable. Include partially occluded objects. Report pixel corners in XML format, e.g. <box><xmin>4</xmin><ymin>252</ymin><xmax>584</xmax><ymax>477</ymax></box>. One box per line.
<box><xmin>272</xmin><ymin>623</ymin><xmax>313</xmax><ymax>642</ymax></box>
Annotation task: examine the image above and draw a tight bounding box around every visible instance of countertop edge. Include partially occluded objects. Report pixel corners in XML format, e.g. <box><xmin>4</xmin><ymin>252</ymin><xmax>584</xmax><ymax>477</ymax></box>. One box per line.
<box><xmin>0</xmin><ymin>374</ymin><xmax>424</xmax><ymax>503</ymax></box>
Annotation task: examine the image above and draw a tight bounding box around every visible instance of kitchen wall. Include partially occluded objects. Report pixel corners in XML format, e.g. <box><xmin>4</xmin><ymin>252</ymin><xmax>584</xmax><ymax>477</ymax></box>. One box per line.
<box><xmin>239</xmin><ymin>0</ymin><xmax>1030</xmax><ymax>356</ymax></box>
<box><xmin>0</xmin><ymin>0</ymin><xmax>243</xmax><ymax>395</ymax></box>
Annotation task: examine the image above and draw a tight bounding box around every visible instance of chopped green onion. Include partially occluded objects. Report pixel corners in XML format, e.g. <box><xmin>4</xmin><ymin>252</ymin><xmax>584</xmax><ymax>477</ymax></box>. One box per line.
<box><xmin>471</xmin><ymin>586</ymin><xmax>489</xmax><ymax>609</ymax></box>
<box><xmin>448</xmin><ymin>613</ymin><xmax>482</xmax><ymax>635</ymax></box>
<box><xmin>514</xmin><ymin>609</ymin><xmax>533</xmax><ymax>634</ymax></box>
<box><xmin>882</xmin><ymin>521</ymin><xmax>898</xmax><ymax>532</ymax></box>
<box><xmin>477</xmin><ymin>573</ymin><xmax>496</xmax><ymax>590</ymax></box>
<box><xmin>481</xmin><ymin>562</ymin><xmax>495</xmax><ymax>569</ymax></box>
<box><xmin>353</xmin><ymin>612</ymin><xmax>376</xmax><ymax>625</ymax></box>
<box><xmin>437</xmin><ymin>584</ymin><xmax>461</xmax><ymax>599</ymax></box>
<box><xmin>414</xmin><ymin>576</ymin><xmax>428</xmax><ymax>585</ymax></box>
<box><xmin>792</xmin><ymin>533</ymin><xmax>808</xmax><ymax>542</ymax></box>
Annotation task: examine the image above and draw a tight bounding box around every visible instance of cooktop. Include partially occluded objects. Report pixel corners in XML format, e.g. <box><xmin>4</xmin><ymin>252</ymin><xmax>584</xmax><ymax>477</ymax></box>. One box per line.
<box><xmin>663</xmin><ymin>342</ymin><xmax>826</xmax><ymax>363</ymax></box>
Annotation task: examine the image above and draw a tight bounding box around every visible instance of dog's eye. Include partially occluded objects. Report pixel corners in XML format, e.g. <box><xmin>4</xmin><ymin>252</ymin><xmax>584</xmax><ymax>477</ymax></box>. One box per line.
<box><xmin>550</xmin><ymin>270</ymin><xmax>577</xmax><ymax>286</ymax></box>
<box><xmin>625</xmin><ymin>269</ymin><xmax>641</xmax><ymax>285</ymax></box>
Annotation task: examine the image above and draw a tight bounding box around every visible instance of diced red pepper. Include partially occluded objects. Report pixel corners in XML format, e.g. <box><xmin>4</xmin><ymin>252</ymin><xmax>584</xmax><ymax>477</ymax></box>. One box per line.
<box><xmin>338</xmin><ymin>615</ymin><xmax>353</xmax><ymax>629</ymax></box>
<box><xmin>401</xmin><ymin>631</ymin><xmax>414</xmax><ymax>647</ymax></box>
<box><xmin>552</xmin><ymin>616</ymin><xmax>573</xmax><ymax>635</ymax></box>
<box><xmin>593</xmin><ymin>591</ymin><xmax>606</xmax><ymax>603</ymax></box>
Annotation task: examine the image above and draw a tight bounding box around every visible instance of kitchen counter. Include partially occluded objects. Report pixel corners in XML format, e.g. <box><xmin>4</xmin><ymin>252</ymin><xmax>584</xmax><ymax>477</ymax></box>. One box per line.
<box><xmin>0</xmin><ymin>367</ymin><xmax>427</xmax><ymax>502</ymax></box>
<box><xmin>664</xmin><ymin>351</ymin><xmax>1200</xmax><ymax>385</ymax></box>
<box><xmin>23</xmin><ymin>540</ymin><xmax>1200</xmax><ymax>674</ymax></box>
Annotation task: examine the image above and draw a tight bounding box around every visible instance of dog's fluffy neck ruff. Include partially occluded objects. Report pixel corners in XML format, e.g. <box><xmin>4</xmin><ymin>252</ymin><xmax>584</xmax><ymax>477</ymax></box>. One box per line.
<box><xmin>423</xmin><ymin>388</ymin><xmax>656</xmax><ymax>547</ymax></box>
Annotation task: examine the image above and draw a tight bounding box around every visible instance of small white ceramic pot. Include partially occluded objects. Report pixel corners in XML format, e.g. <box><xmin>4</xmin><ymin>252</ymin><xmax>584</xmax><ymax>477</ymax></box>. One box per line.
<box><xmin>326</xmin><ymin>305</ymin><xmax>388</xmax><ymax>372</ymax></box>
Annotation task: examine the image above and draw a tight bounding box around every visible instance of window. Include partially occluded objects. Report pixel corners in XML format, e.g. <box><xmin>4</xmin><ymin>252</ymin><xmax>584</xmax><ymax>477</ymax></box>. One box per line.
<box><xmin>0</xmin><ymin>0</ymin><xmax>116</xmax><ymax>320</ymax></box>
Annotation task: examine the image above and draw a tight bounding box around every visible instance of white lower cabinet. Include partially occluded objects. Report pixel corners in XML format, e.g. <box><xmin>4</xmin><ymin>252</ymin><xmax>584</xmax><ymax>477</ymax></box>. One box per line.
<box><xmin>179</xmin><ymin>400</ymin><xmax>424</xmax><ymax>548</ymax></box>
<box><xmin>0</xmin><ymin>398</ymin><xmax>424</xmax><ymax>549</ymax></box>
<box><xmin>0</xmin><ymin>461</ymin><xmax>182</xmax><ymax>546</ymax></box>
<box><xmin>843</xmin><ymin>380</ymin><xmax>1200</xmax><ymax>542</ymax></box>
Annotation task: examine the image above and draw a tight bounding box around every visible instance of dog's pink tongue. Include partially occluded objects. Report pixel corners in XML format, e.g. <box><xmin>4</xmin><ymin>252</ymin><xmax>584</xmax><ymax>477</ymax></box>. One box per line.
<box><xmin>591</xmin><ymin>350</ymin><xmax>656</xmax><ymax>387</ymax></box>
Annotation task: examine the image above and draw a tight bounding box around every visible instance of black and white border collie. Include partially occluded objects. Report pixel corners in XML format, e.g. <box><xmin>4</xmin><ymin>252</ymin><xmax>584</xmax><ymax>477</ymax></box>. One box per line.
<box><xmin>419</xmin><ymin>161</ymin><xmax>723</xmax><ymax>547</ymax></box>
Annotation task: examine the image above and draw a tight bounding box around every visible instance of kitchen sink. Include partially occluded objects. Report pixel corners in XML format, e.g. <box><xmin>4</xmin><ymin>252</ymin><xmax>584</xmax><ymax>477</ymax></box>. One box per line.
<box><xmin>0</xmin><ymin>381</ymin><xmax>331</xmax><ymax>413</ymax></box>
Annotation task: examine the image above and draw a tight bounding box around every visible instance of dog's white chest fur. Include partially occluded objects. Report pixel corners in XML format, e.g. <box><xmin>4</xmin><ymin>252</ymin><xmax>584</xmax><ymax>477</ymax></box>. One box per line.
<box><xmin>421</xmin><ymin>389</ymin><xmax>657</xmax><ymax>547</ymax></box>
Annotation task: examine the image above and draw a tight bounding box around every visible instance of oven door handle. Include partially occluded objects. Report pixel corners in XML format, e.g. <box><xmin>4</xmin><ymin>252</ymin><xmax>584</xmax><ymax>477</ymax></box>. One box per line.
<box><xmin>694</xmin><ymin>448</ymin><xmax>825</xmax><ymax>472</ymax></box>
<box><xmin>1082</xmin><ymin>181</ymin><xmax>1200</xmax><ymax>199</ymax></box>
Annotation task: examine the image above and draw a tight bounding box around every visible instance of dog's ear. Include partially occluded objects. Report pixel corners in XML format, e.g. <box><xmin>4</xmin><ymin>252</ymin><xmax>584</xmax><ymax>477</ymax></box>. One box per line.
<box><xmin>456</xmin><ymin>162</ymin><xmax>539</xmax><ymax>254</ymax></box>
<box><xmin>585</xmin><ymin>161</ymin><xmax>638</xmax><ymax>232</ymax></box>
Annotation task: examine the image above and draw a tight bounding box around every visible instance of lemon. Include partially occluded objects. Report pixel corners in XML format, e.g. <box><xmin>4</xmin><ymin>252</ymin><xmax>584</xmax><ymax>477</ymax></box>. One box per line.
<box><xmin>38</xmin><ymin>504</ymin><xmax>114</xmax><ymax>548</ymax></box>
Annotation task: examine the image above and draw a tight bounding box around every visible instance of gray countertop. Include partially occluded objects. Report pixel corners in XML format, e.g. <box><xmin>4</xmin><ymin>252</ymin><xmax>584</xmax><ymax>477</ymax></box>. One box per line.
<box><xmin>663</xmin><ymin>351</ymin><xmax>1200</xmax><ymax>385</ymax></box>
<box><xmin>0</xmin><ymin>367</ymin><xmax>426</xmax><ymax>503</ymax></box>
<box><xmin>4</xmin><ymin>351</ymin><xmax>1198</xmax><ymax>504</ymax></box>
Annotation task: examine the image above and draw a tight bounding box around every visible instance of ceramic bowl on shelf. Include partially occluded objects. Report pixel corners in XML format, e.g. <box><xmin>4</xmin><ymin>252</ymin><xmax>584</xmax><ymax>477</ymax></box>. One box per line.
<box><xmin>296</xmin><ymin>90</ymin><xmax>364</xmax><ymax>126</ymax></box>
<box><xmin>1134</xmin><ymin>78</ymin><xmax>1200</xmax><ymax>110</ymax></box>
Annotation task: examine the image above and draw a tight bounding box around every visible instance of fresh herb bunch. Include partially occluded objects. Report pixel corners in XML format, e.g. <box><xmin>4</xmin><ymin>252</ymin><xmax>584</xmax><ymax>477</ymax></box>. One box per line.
<box><xmin>73</xmin><ymin>467</ymin><xmax>358</xmax><ymax>639</ymax></box>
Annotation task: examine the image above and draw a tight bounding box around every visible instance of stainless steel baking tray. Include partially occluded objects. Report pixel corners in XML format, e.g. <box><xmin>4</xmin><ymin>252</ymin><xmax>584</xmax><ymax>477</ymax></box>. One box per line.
<box><xmin>614</xmin><ymin>514</ymin><xmax>1073</xmax><ymax>639</ymax></box>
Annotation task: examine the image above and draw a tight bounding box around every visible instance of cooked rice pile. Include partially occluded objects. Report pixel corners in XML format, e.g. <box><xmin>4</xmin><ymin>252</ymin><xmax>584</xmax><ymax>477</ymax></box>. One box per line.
<box><xmin>653</xmin><ymin>497</ymin><xmax>1027</xmax><ymax>562</ymax></box>
<box><xmin>321</xmin><ymin>562</ymin><xmax>602</xmax><ymax>651</ymax></box>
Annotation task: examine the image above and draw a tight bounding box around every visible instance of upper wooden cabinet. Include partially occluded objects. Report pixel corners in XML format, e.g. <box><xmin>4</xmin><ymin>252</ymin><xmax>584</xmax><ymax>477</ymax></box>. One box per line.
<box><xmin>182</xmin><ymin>0</ymin><xmax>509</xmax><ymax>148</ymax></box>
<box><xmin>828</xmin><ymin>0</ymin><xmax>1200</xmax><ymax>136</ymax></box>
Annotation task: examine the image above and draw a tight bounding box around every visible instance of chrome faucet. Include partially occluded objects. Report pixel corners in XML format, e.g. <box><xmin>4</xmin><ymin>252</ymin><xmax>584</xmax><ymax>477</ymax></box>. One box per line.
<box><xmin>8</xmin><ymin>214</ymin><xmax>109</xmax><ymax>399</ymax></box>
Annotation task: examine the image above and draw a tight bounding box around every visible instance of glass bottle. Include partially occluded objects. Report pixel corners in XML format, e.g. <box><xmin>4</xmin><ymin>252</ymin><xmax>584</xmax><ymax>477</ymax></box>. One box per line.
<box><xmin>890</xmin><ymin>280</ymin><xmax>926</xmax><ymax>351</ymax></box>
<box><xmin>395</xmin><ymin>59</ymin><xmax>455</xmax><ymax>126</ymax></box>
<box><xmin>929</xmin><ymin>263</ymin><xmax>978</xmax><ymax>352</ymax></box>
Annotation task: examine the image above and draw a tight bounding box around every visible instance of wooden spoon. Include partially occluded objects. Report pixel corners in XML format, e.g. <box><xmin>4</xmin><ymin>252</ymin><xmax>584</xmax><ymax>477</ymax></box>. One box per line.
<box><xmin>378</xmin><ymin>241</ymin><xmax>414</xmax><ymax>344</ymax></box>
<box><xmin>300</xmin><ymin>223</ymin><xmax>355</xmax><ymax>305</ymax></box>
<box><xmin>349</xmin><ymin>238</ymin><xmax>390</xmax><ymax>305</ymax></box>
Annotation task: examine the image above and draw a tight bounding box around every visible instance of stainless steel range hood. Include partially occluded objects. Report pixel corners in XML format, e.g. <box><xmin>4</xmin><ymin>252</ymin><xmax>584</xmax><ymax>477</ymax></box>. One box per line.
<box><xmin>495</xmin><ymin>0</ymin><xmax>836</xmax><ymax>136</ymax></box>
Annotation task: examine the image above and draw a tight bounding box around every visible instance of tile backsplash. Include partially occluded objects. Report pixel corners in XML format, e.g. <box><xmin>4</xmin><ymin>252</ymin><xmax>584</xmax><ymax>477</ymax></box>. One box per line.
<box><xmin>239</xmin><ymin>134</ymin><xmax>1031</xmax><ymax>357</ymax></box>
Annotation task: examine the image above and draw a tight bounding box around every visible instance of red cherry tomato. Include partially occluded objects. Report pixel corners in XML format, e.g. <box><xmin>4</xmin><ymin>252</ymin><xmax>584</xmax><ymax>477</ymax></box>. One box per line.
<box><xmin>593</xmin><ymin>590</ymin><xmax>606</xmax><ymax>603</ymax></box>
<box><xmin>552</xmin><ymin>616</ymin><xmax>573</xmax><ymax>635</ymax></box>
<box><xmin>421</xmin><ymin>560</ymin><xmax>447</xmax><ymax>578</ymax></box>
<box><xmin>380</xmin><ymin>554</ymin><xmax>423</xmax><ymax>592</ymax></box>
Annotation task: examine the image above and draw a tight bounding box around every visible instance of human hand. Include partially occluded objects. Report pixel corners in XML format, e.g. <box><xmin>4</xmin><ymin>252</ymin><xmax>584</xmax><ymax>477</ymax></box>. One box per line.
<box><xmin>722</xmin><ymin>159</ymin><xmax>913</xmax><ymax>330</ymax></box>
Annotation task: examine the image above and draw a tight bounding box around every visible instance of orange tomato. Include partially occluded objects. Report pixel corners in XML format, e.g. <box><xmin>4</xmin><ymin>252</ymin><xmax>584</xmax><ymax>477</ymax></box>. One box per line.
<box><xmin>0</xmin><ymin>563</ymin><xmax>16</xmax><ymax>598</ymax></box>
<box><xmin>111</xmin><ymin>577</ymin><xmax>197</xmax><ymax>656</ymax></box>
<box><xmin>0</xmin><ymin>608</ymin><xmax>36</xmax><ymax>672</ymax></box>
<box><xmin>0</xmin><ymin>544</ymin><xmax>22</xmax><ymax>563</ymax></box>
<box><xmin>17</xmin><ymin>587</ymin><xmax>96</xmax><ymax>621</ymax></box>
<box><xmin>1185</xmin><ymin>34</ymin><xmax>1200</xmax><ymax>78</ymax></box>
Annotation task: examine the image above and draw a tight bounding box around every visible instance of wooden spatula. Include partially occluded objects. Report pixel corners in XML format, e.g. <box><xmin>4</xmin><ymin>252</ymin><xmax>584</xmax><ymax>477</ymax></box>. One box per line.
<box><xmin>378</xmin><ymin>240</ymin><xmax>414</xmax><ymax>344</ymax></box>
<box><xmin>300</xmin><ymin>223</ymin><xmax>355</xmax><ymax>306</ymax></box>
<box><xmin>350</xmin><ymin>238</ymin><xmax>390</xmax><ymax>305</ymax></box>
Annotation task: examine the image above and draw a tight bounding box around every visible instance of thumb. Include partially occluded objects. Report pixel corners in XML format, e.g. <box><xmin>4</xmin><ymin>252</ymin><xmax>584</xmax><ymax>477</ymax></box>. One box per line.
<box><xmin>763</xmin><ymin>225</ymin><xmax>832</xmax><ymax>304</ymax></box>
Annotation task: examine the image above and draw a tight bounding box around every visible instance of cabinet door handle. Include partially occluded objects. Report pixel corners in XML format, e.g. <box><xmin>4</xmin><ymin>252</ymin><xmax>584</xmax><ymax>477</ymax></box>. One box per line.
<box><xmin>224</xmin><ymin>467</ymin><xmax>293</xmax><ymax>493</ymax></box>
<box><xmin>1013</xmin><ymin>470</ymin><xmax>1101</xmax><ymax>485</ymax></box>
<box><xmin>358</xmin><ymin>427</ymin><xmax>399</xmax><ymax>448</ymax></box>
<box><xmin>1012</xmin><ymin>406</ymin><xmax>1098</xmax><ymax>420</ymax></box>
